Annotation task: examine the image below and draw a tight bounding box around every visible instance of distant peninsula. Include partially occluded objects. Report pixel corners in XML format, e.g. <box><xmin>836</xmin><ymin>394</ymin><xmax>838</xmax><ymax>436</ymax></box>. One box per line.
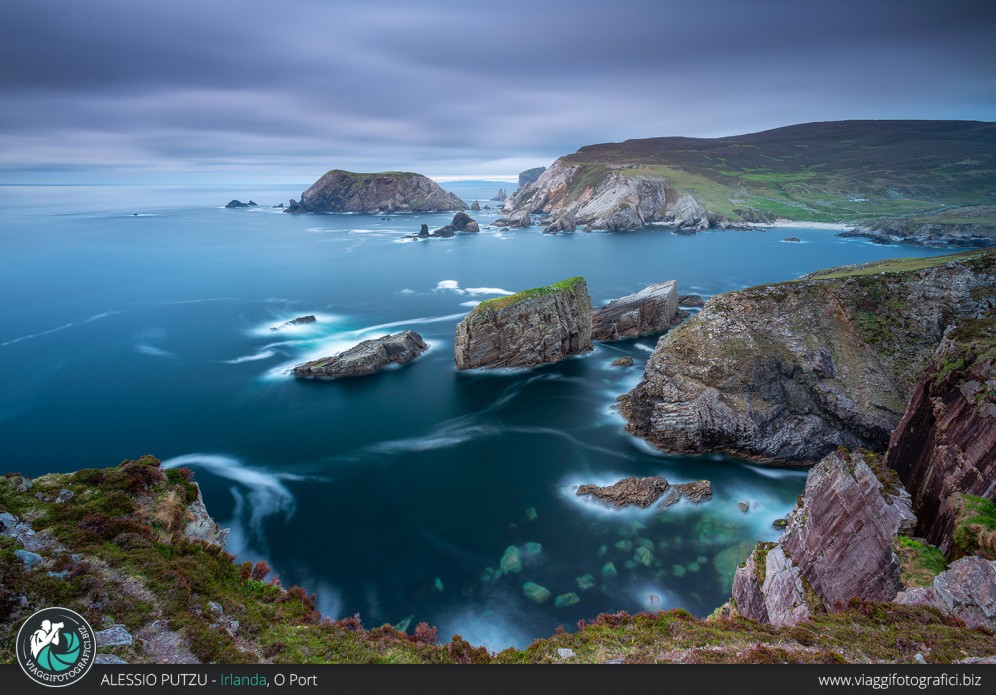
<box><xmin>285</xmin><ymin>170</ymin><xmax>466</xmax><ymax>213</ymax></box>
<box><xmin>501</xmin><ymin>120</ymin><xmax>996</xmax><ymax>245</ymax></box>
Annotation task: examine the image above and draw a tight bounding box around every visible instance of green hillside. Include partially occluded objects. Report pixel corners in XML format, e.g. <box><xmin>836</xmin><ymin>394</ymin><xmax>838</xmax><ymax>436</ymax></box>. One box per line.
<box><xmin>565</xmin><ymin>120</ymin><xmax>996</xmax><ymax>225</ymax></box>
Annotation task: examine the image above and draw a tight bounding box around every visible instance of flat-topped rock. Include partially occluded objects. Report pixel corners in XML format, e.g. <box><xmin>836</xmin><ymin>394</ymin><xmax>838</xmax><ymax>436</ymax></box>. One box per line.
<box><xmin>294</xmin><ymin>331</ymin><xmax>428</xmax><ymax>379</ymax></box>
<box><xmin>576</xmin><ymin>475</ymin><xmax>712</xmax><ymax>509</ymax></box>
<box><xmin>285</xmin><ymin>170</ymin><xmax>465</xmax><ymax>213</ymax></box>
<box><xmin>454</xmin><ymin>277</ymin><xmax>592</xmax><ymax>369</ymax></box>
<box><xmin>592</xmin><ymin>281</ymin><xmax>678</xmax><ymax>341</ymax></box>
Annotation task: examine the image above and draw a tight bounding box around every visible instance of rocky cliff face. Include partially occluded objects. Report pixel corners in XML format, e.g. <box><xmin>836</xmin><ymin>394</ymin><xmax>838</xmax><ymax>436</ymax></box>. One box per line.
<box><xmin>293</xmin><ymin>331</ymin><xmax>428</xmax><ymax>379</ymax></box>
<box><xmin>453</xmin><ymin>277</ymin><xmax>592</xmax><ymax>369</ymax></box>
<box><xmin>285</xmin><ymin>170</ymin><xmax>465</xmax><ymax>213</ymax></box>
<box><xmin>840</xmin><ymin>219</ymin><xmax>996</xmax><ymax>248</ymax></box>
<box><xmin>502</xmin><ymin>159</ymin><xmax>712</xmax><ymax>232</ymax></box>
<box><xmin>591</xmin><ymin>281</ymin><xmax>679</xmax><ymax>341</ymax></box>
<box><xmin>885</xmin><ymin>313</ymin><xmax>996</xmax><ymax>554</ymax></box>
<box><xmin>518</xmin><ymin>166</ymin><xmax>546</xmax><ymax>188</ymax></box>
<box><xmin>621</xmin><ymin>250</ymin><xmax>995</xmax><ymax>464</ymax></box>
<box><xmin>732</xmin><ymin>450</ymin><xmax>915</xmax><ymax>626</ymax></box>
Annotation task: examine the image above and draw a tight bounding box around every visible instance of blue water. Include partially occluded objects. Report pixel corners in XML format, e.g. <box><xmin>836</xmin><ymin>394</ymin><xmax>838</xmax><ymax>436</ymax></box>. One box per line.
<box><xmin>0</xmin><ymin>183</ymin><xmax>954</xmax><ymax>649</ymax></box>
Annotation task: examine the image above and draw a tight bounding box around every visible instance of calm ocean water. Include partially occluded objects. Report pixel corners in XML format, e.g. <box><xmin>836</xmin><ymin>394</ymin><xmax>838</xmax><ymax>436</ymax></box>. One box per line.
<box><xmin>0</xmin><ymin>182</ymin><xmax>953</xmax><ymax>648</ymax></box>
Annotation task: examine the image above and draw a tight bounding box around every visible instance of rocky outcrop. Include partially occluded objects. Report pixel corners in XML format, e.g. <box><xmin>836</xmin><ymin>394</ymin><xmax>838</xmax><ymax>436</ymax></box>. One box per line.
<box><xmin>678</xmin><ymin>294</ymin><xmax>705</xmax><ymax>308</ymax></box>
<box><xmin>885</xmin><ymin>313</ymin><xmax>996</xmax><ymax>554</ymax></box>
<box><xmin>502</xmin><ymin>159</ymin><xmax>711</xmax><ymax>232</ymax></box>
<box><xmin>183</xmin><ymin>484</ymin><xmax>230</xmax><ymax>547</ymax></box>
<box><xmin>491</xmin><ymin>188</ymin><xmax>507</xmax><ymax>201</ymax></box>
<box><xmin>518</xmin><ymin>167</ymin><xmax>546</xmax><ymax>188</ymax></box>
<box><xmin>894</xmin><ymin>557</ymin><xmax>996</xmax><ymax>630</ymax></box>
<box><xmin>493</xmin><ymin>208</ymin><xmax>532</xmax><ymax>228</ymax></box>
<box><xmin>621</xmin><ymin>249</ymin><xmax>995</xmax><ymax>464</ymax></box>
<box><xmin>575</xmin><ymin>476</ymin><xmax>711</xmax><ymax>509</ymax></box>
<box><xmin>293</xmin><ymin>331</ymin><xmax>428</xmax><ymax>379</ymax></box>
<box><xmin>592</xmin><ymin>281</ymin><xmax>678</xmax><ymax>341</ymax></box>
<box><xmin>284</xmin><ymin>170</ymin><xmax>465</xmax><ymax>213</ymax></box>
<box><xmin>576</xmin><ymin>476</ymin><xmax>670</xmax><ymax>508</ymax></box>
<box><xmin>840</xmin><ymin>220</ymin><xmax>996</xmax><ymax>248</ymax></box>
<box><xmin>430</xmin><ymin>212</ymin><xmax>480</xmax><ymax>237</ymax></box>
<box><xmin>269</xmin><ymin>315</ymin><xmax>316</xmax><ymax>331</ymax></box>
<box><xmin>470</xmin><ymin>200</ymin><xmax>481</xmax><ymax>211</ymax></box>
<box><xmin>416</xmin><ymin>224</ymin><xmax>430</xmax><ymax>238</ymax></box>
<box><xmin>732</xmin><ymin>450</ymin><xmax>915</xmax><ymax>626</ymax></box>
<box><xmin>225</xmin><ymin>200</ymin><xmax>257</xmax><ymax>208</ymax></box>
<box><xmin>453</xmin><ymin>277</ymin><xmax>592</xmax><ymax>369</ymax></box>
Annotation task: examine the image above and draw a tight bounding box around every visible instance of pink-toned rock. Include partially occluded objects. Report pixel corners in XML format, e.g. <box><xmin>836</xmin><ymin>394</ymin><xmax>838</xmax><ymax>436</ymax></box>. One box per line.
<box><xmin>895</xmin><ymin>557</ymin><xmax>996</xmax><ymax>631</ymax></box>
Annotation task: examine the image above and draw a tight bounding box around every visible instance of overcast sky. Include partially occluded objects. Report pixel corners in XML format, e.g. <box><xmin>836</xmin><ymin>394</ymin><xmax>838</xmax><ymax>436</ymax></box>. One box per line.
<box><xmin>1</xmin><ymin>0</ymin><xmax>994</xmax><ymax>183</ymax></box>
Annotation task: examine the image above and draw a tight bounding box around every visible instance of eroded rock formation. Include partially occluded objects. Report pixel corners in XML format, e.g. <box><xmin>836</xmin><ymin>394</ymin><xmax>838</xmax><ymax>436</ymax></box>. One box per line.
<box><xmin>592</xmin><ymin>281</ymin><xmax>678</xmax><ymax>341</ymax></box>
<box><xmin>453</xmin><ymin>277</ymin><xmax>592</xmax><ymax>369</ymax></box>
<box><xmin>285</xmin><ymin>170</ymin><xmax>465</xmax><ymax>213</ymax></box>
<box><xmin>293</xmin><ymin>331</ymin><xmax>428</xmax><ymax>379</ymax></box>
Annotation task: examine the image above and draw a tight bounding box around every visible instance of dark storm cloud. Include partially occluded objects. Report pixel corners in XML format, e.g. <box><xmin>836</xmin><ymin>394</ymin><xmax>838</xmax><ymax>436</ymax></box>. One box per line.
<box><xmin>1</xmin><ymin>0</ymin><xmax>994</xmax><ymax>180</ymax></box>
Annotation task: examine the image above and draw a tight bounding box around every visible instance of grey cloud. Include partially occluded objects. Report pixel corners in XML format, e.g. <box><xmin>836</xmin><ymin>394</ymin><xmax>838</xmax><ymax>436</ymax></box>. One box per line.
<box><xmin>0</xmin><ymin>0</ymin><xmax>993</xmax><ymax>180</ymax></box>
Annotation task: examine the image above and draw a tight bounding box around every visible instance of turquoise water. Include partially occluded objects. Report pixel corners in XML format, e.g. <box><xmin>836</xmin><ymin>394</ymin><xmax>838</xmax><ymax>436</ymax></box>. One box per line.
<box><xmin>0</xmin><ymin>183</ymin><xmax>954</xmax><ymax>649</ymax></box>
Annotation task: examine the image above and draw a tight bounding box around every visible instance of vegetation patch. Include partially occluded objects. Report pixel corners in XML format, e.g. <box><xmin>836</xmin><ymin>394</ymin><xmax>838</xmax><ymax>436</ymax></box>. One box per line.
<box><xmin>952</xmin><ymin>495</ymin><xmax>996</xmax><ymax>558</ymax></box>
<box><xmin>894</xmin><ymin>536</ymin><xmax>948</xmax><ymax>587</ymax></box>
<box><xmin>472</xmin><ymin>276</ymin><xmax>586</xmax><ymax>316</ymax></box>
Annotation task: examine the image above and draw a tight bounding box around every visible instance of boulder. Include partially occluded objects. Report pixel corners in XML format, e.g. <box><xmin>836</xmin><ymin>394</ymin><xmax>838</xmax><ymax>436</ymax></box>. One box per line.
<box><xmin>732</xmin><ymin>449</ymin><xmax>916</xmax><ymax>626</ymax></box>
<box><xmin>284</xmin><ymin>170</ymin><xmax>465</xmax><ymax>213</ymax></box>
<box><xmin>611</xmin><ymin>356</ymin><xmax>634</xmax><ymax>367</ymax></box>
<box><xmin>431</xmin><ymin>212</ymin><xmax>480</xmax><ymax>237</ymax></box>
<box><xmin>894</xmin><ymin>557</ymin><xmax>996</xmax><ymax>631</ymax></box>
<box><xmin>453</xmin><ymin>277</ymin><xmax>592</xmax><ymax>369</ymax></box>
<box><xmin>293</xmin><ymin>331</ymin><xmax>428</xmax><ymax>379</ymax></box>
<box><xmin>95</xmin><ymin>626</ymin><xmax>133</xmax><ymax>648</ymax></box>
<box><xmin>14</xmin><ymin>549</ymin><xmax>43</xmax><ymax>569</ymax></box>
<box><xmin>592</xmin><ymin>281</ymin><xmax>678</xmax><ymax>341</ymax></box>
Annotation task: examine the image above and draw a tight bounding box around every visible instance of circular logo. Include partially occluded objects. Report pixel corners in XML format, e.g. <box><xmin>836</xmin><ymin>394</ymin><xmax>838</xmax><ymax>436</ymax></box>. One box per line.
<box><xmin>16</xmin><ymin>608</ymin><xmax>95</xmax><ymax>687</ymax></box>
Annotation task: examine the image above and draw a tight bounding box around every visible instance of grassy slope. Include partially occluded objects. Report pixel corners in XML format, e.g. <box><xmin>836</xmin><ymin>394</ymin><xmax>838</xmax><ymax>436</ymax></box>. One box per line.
<box><xmin>801</xmin><ymin>246</ymin><xmax>996</xmax><ymax>279</ymax></box>
<box><xmin>471</xmin><ymin>276</ymin><xmax>585</xmax><ymax>315</ymax></box>
<box><xmin>2</xmin><ymin>458</ymin><xmax>994</xmax><ymax>664</ymax></box>
<box><xmin>563</xmin><ymin>120</ymin><xmax>996</xmax><ymax>225</ymax></box>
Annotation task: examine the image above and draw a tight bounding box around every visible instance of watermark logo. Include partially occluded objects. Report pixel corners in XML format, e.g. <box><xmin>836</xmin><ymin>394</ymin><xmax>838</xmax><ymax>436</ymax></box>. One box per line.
<box><xmin>16</xmin><ymin>607</ymin><xmax>95</xmax><ymax>687</ymax></box>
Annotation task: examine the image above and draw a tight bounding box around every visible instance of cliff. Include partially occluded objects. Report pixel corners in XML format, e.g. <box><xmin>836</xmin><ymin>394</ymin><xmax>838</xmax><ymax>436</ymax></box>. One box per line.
<box><xmin>285</xmin><ymin>170</ymin><xmax>465</xmax><ymax>213</ymax></box>
<box><xmin>453</xmin><ymin>277</ymin><xmax>593</xmax><ymax>369</ymax></box>
<box><xmin>885</xmin><ymin>313</ymin><xmax>996</xmax><ymax>555</ymax></box>
<box><xmin>501</xmin><ymin>121</ymin><xmax>996</xmax><ymax>237</ymax></box>
<box><xmin>621</xmin><ymin>249</ymin><xmax>996</xmax><ymax>464</ymax></box>
<box><xmin>732</xmin><ymin>450</ymin><xmax>915</xmax><ymax>626</ymax></box>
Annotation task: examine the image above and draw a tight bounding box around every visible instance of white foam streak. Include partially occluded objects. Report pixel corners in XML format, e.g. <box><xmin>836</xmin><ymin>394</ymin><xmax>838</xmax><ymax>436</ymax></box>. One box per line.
<box><xmin>1</xmin><ymin>311</ymin><xmax>122</xmax><ymax>348</ymax></box>
<box><xmin>135</xmin><ymin>344</ymin><xmax>175</xmax><ymax>358</ymax></box>
<box><xmin>225</xmin><ymin>350</ymin><xmax>276</xmax><ymax>364</ymax></box>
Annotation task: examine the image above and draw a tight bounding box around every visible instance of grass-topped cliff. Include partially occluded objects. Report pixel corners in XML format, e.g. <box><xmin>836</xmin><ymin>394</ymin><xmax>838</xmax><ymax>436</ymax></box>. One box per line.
<box><xmin>506</xmin><ymin>121</ymin><xmax>996</xmax><ymax>237</ymax></box>
<box><xmin>622</xmin><ymin>248</ymin><xmax>995</xmax><ymax>464</ymax></box>
<box><xmin>2</xmin><ymin>458</ymin><xmax>993</xmax><ymax>664</ymax></box>
<box><xmin>565</xmin><ymin>120</ymin><xmax>996</xmax><ymax>225</ymax></box>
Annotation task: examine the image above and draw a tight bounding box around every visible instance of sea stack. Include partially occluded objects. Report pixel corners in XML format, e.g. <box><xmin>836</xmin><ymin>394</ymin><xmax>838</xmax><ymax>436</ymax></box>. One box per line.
<box><xmin>284</xmin><ymin>170</ymin><xmax>465</xmax><ymax>213</ymax></box>
<box><xmin>453</xmin><ymin>277</ymin><xmax>593</xmax><ymax>369</ymax></box>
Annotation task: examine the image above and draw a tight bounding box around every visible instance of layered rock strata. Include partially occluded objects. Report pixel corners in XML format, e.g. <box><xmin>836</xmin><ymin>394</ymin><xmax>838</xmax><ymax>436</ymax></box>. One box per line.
<box><xmin>885</xmin><ymin>313</ymin><xmax>996</xmax><ymax>554</ymax></box>
<box><xmin>621</xmin><ymin>249</ymin><xmax>995</xmax><ymax>464</ymax></box>
<box><xmin>293</xmin><ymin>331</ymin><xmax>428</xmax><ymax>379</ymax></box>
<box><xmin>732</xmin><ymin>450</ymin><xmax>915</xmax><ymax>626</ymax></box>
<box><xmin>453</xmin><ymin>277</ymin><xmax>592</xmax><ymax>369</ymax></box>
<box><xmin>592</xmin><ymin>281</ymin><xmax>678</xmax><ymax>341</ymax></box>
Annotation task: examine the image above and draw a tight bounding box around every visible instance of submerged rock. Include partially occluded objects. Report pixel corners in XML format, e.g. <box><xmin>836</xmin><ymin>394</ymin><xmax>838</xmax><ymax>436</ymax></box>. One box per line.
<box><xmin>293</xmin><ymin>331</ymin><xmax>428</xmax><ymax>379</ymax></box>
<box><xmin>576</xmin><ymin>574</ymin><xmax>596</xmax><ymax>591</ymax></box>
<box><xmin>500</xmin><ymin>546</ymin><xmax>522</xmax><ymax>574</ymax></box>
<box><xmin>453</xmin><ymin>277</ymin><xmax>593</xmax><ymax>369</ymax></box>
<box><xmin>554</xmin><ymin>592</ymin><xmax>581</xmax><ymax>608</ymax></box>
<box><xmin>522</xmin><ymin>581</ymin><xmax>552</xmax><ymax>603</ymax></box>
<box><xmin>285</xmin><ymin>170</ymin><xmax>465</xmax><ymax>213</ymax></box>
<box><xmin>592</xmin><ymin>281</ymin><xmax>679</xmax><ymax>341</ymax></box>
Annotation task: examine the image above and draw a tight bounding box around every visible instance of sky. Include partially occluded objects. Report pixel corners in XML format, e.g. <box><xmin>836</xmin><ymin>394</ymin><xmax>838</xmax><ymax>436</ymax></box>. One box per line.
<box><xmin>1</xmin><ymin>0</ymin><xmax>994</xmax><ymax>184</ymax></box>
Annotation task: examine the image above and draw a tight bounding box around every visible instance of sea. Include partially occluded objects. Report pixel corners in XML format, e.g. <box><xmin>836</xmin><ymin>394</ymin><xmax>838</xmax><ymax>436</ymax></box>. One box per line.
<box><xmin>0</xmin><ymin>181</ymin><xmax>955</xmax><ymax>649</ymax></box>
